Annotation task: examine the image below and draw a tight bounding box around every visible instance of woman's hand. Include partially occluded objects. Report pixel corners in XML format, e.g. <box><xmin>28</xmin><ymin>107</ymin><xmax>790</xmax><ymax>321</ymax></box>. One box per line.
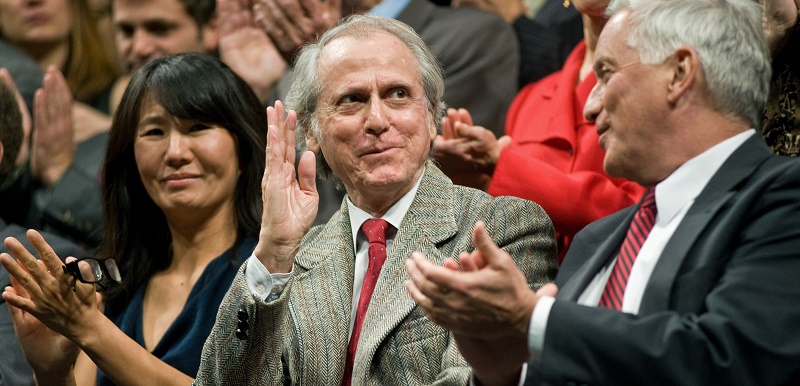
<box><xmin>433</xmin><ymin>108</ymin><xmax>511</xmax><ymax>190</ymax></box>
<box><xmin>1</xmin><ymin>230</ymin><xmax>102</xmax><ymax>350</ymax></box>
<box><xmin>5</xmin><ymin>274</ymin><xmax>80</xmax><ymax>386</ymax></box>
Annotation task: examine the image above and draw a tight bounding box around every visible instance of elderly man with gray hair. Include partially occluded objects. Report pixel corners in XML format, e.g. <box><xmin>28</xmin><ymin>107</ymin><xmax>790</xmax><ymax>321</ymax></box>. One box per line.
<box><xmin>405</xmin><ymin>0</ymin><xmax>800</xmax><ymax>385</ymax></box>
<box><xmin>193</xmin><ymin>14</ymin><xmax>558</xmax><ymax>386</ymax></box>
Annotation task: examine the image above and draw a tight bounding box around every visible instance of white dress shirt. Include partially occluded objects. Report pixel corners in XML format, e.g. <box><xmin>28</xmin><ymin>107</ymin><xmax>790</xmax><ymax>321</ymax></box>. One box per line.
<box><xmin>527</xmin><ymin>130</ymin><xmax>755</xmax><ymax>361</ymax></box>
<box><xmin>244</xmin><ymin>171</ymin><xmax>425</xmax><ymax>338</ymax></box>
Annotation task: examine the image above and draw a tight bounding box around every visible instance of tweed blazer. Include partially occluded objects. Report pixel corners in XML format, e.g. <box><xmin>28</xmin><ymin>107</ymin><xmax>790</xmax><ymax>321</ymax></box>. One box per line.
<box><xmin>196</xmin><ymin>163</ymin><xmax>557</xmax><ymax>385</ymax></box>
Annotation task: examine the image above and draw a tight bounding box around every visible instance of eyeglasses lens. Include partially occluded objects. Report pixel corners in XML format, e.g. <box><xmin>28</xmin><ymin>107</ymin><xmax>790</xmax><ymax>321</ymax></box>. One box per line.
<box><xmin>77</xmin><ymin>260</ymin><xmax>103</xmax><ymax>283</ymax></box>
<box><xmin>104</xmin><ymin>259</ymin><xmax>122</xmax><ymax>282</ymax></box>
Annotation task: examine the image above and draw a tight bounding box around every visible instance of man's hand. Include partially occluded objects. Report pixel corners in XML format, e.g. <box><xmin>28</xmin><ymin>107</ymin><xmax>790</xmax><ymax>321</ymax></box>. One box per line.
<box><xmin>218</xmin><ymin>0</ymin><xmax>287</xmax><ymax>104</ymax></box>
<box><xmin>433</xmin><ymin>108</ymin><xmax>510</xmax><ymax>190</ymax></box>
<box><xmin>762</xmin><ymin>0</ymin><xmax>800</xmax><ymax>56</ymax></box>
<box><xmin>252</xmin><ymin>0</ymin><xmax>340</xmax><ymax>62</ymax></box>
<box><xmin>30</xmin><ymin>67</ymin><xmax>75</xmax><ymax>188</ymax></box>
<box><xmin>405</xmin><ymin>221</ymin><xmax>552</xmax><ymax>385</ymax></box>
<box><xmin>254</xmin><ymin>100</ymin><xmax>319</xmax><ymax>273</ymax></box>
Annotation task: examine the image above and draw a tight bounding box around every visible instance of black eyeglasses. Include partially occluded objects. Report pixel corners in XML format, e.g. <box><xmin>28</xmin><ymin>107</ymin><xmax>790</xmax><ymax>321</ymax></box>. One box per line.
<box><xmin>62</xmin><ymin>258</ymin><xmax>122</xmax><ymax>291</ymax></box>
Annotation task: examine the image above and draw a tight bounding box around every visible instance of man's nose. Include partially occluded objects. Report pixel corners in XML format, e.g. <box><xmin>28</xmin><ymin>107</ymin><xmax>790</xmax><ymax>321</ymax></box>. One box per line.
<box><xmin>584</xmin><ymin>83</ymin><xmax>604</xmax><ymax>123</ymax></box>
<box><xmin>130</xmin><ymin>30</ymin><xmax>157</xmax><ymax>58</ymax></box>
<box><xmin>365</xmin><ymin>98</ymin><xmax>390</xmax><ymax>135</ymax></box>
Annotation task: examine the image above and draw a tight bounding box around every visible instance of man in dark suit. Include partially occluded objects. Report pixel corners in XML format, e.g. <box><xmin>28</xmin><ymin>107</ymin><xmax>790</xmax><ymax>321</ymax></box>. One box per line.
<box><xmin>194</xmin><ymin>15</ymin><xmax>557</xmax><ymax>385</ymax></box>
<box><xmin>0</xmin><ymin>72</ymin><xmax>84</xmax><ymax>386</ymax></box>
<box><xmin>405</xmin><ymin>0</ymin><xmax>800</xmax><ymax>385</ymax></box>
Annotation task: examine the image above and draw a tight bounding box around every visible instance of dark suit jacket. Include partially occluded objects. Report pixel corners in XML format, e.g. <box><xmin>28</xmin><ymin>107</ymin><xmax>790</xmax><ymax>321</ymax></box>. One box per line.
<box><xmin>0</xmin><ymin>132</ymin><xmax>106</xmax><ymax>249</ymax></box>
<box><xmin>528</xmin><ymin>134</ymin><xmax>800</xmax><ymax>385</ymax></box>
<box><xmin>0</xmin><ymin>218</ymin><xmax>85</xmax><ymax>386</ymax></box>
<box><xmin>398</xmin><ymin>0</ymin><xmax>519</xmax><ymax>136</ymax></box>
<box><xmin>196</xmin><ymin>163</ymin><xmax>558</xmax><ymax>385</ymax></box>
<box><xmin>513</xmin><ymin>0</ymin><xmax>583</xmax><ymax>87</ymax></box>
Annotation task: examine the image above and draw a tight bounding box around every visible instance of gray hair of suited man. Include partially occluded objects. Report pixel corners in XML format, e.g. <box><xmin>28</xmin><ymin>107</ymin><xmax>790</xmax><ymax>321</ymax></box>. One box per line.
<box><xmin>606</xmin><ymin>0</ymin><xmax>771</xmax><ymax>126</ymax></box>
<box><xmin>286</xmin><ymin>15</ymin><xmax>446</xmax><ymax>182</ymax></box>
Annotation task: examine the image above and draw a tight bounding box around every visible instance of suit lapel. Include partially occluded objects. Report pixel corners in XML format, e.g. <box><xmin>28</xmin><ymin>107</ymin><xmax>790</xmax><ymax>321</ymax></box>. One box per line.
<box><xmin>355</xmin><ymin>163</ymin><xmax>459</xmax><ymax>373</ymax></box>
<box><xmin>557</xmin><ymin>207</ymin><xmax>635</xmax><ymax>301</ymax></box>
<box><xmin>638</xmin><ymin>135</ymin><xmax>773</xmax><ymax>314</ymax></box>
<box><xmin>292</xmin><ymin>202</ymin><xmax>355</xmax><ymax>379</ymax></box>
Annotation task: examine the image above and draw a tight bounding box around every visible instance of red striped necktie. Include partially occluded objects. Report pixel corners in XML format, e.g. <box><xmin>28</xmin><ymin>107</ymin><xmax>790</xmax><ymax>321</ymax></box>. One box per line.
<box><xmin>342</xmin><ymin>218</ymin><xmax>391</xmax><ymax>385</ymax></box>
<box><xmin>598</xmin><ymin>189</ymin><xmax>657</xmax><ymax>311</ymax></box>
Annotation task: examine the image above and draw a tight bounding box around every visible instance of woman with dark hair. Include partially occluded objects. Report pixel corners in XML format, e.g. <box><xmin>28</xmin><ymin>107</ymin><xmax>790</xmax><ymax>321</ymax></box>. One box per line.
<box><xmin>0</xmin><ymin>52</ymin><xmax>266</xmax><ymax>386</ymax></box>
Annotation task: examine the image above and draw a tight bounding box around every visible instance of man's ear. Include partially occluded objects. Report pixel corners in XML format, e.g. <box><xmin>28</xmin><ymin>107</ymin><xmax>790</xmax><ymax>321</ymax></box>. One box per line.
<box><xmin>0</xmin><ymin>141</ymin><xmax>5</xmax><ymax>168</ymax></box>
<box><xmin>667</xmin><ymin>46</ymin><xmax>699</xmax><ymax>105</ymax></box>
<box><xmin>305</xmin><ymin>128</ymin><xmax>321</xmax><ymax>153</ymax></box>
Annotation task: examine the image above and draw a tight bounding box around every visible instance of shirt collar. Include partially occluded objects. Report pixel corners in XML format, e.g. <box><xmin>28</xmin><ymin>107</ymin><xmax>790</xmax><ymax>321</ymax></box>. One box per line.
<box><xmin>347</xmin><ymin>167</ymin><xmax>425</xmax><ymax>247</ymax></box>
<box><xmin>654</xmin><ymin>129</ymin><xmax>754</xmax><ymax>224</ymax></box>
<box><xmin>368</xmin><ymin>0</ymin><xmax>411</xmax><ymax>18</ymax></box>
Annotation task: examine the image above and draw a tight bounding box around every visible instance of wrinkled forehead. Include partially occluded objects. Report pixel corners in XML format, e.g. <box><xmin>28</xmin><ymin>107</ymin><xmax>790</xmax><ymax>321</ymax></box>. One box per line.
<box><xmin>316</xmin><ymin>32</ymin><xmax>423</xmax><ymax>90</ymax></box>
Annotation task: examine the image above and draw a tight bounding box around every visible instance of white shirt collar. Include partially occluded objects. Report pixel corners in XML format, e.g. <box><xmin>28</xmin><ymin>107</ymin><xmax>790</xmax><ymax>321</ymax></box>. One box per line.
<box><xmin>654</xmin><ymin>130</ymin><xmax>754</xmax><ymax>224</ymax></box>
<box><xmin>347</xmin><ymin>167</ymin><xmax>425</xmax><ymax>248</ymax></box>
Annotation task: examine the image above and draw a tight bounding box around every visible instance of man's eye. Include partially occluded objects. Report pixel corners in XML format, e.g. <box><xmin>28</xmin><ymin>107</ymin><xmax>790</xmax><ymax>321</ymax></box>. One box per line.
<box><xmin>340</xmin><ymin>94</ymin><xmax>363</xmax><ymax>104</ymax></box>
<box><xmin>390</xmin><ymin>88</ymin><xmax>407</xmax><ymax>98</ymax></box>
<box><xmin>116</xmin><ymin>24</ymin><xmax>134</xmax><ymax>38</ymax></box>
<box><xmin>146</xmin><ymin>23</ymin><xmax>173</xmax><ymax>36</ymax></box>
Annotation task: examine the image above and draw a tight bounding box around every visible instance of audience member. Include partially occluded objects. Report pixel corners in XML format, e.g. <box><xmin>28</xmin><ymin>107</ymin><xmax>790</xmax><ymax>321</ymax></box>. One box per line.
<box><xmin>0</xmin><ymin>0</ymin><xmax>225</xmax><ymax>250</ymax></box>
<box><xmin>0</xmin><ymin>53</ymin><xmax>267</xmax><ymax>385</ymax></box>
<box><xmin>0</xmin><ymin>0</ymin><xmax>121</xmax><ymax>248</ymax></box>
<box><xmin>452</xmin><ymin>0</ymin><xmax>584</xmax><ymax>87</ymax></box>
<box><xmin>194</xmin><ymin>15</ymin><xmax>558</xmax><ymax>385</ymax></box>
<box><xmin>760</xmin><ymin>0</ymin><xmax>800</xmax><ymax>156</ymax></box>
<box><xmin>406</xmin><ymin>0</ymin><xmax>800</xmax><ymax>385</ymax></box>
<box><xmin>0</xmin><ymin>69</ymin><xmax>85</xmax><ymax>386</ymax></box>
<box><xmin>257</xmin><ymin>0</ymin><xmax>519</xmax><ymax>137</ymax></box>
<box><xmin>434</xmin><ymin>0</ymin><xmax>645</xmax><ymax>261</ymax></box>
<box><xmin>0</xmin><ymin>0</ymin><xmax>119</xmax><ymax>110</ymax></box>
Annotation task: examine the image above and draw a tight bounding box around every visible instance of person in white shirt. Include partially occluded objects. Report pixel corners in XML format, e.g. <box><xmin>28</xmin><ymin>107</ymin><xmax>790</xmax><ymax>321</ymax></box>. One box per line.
<box><xmin>405</xmin><ymin>0</ymin><xmax>800</xmax><ymax>385</ymax></box>
<box><xmin>193</xmin><ymin>15</ymin><xmax>558</xmax><ymax>386</ymax></box>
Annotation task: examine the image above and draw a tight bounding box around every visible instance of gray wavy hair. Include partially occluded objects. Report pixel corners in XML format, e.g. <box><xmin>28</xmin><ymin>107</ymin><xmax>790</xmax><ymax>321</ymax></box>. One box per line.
<box><xmin>285</xmin><ymin>14</ymin><xmax>446</xmax><ymax>181</ymax></box>
<box><xmin>606</xmin><ymin>0</ymin><xmax>770</xmax><ymax>126</ymax></box>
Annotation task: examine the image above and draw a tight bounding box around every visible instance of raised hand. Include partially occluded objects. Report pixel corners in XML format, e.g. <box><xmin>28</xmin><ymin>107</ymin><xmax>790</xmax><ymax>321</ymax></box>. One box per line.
<box><xmin>218</xmin><ymin>0</ymin><xmax>287</xmax><ymax>104</ymax></box>
<box><xmin>252</xmin><ymin>0</ymin><xmax>341</xmax><ymax>62</ymax></box>
<box><xmin>30</xmin><ymin>66</ymin><xmax>76</xmax><ymax>188</ymax></box>
<box><xmin>254</xmin><ymin>100</ymin><xmax>318</xmax><ymax>273</ymax></box>
<box><xmin>434</xmin><ymin>108</ymin><xmax>511</xmax><ymax>190</ymax></box>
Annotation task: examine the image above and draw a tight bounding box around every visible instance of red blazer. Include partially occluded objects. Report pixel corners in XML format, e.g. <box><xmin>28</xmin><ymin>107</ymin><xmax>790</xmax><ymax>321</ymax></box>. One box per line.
<box><xmin>488</xmin><ymin>41</ymin><xmax>645</xmax><ymax>262</ymax></box>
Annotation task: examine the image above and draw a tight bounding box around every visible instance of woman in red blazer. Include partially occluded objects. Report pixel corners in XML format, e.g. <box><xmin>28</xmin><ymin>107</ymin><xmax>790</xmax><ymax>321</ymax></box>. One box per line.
<box><xmin>434</xmin><ymin>0</ymin><xmax>645</xmax><ymax>262</ymax></box>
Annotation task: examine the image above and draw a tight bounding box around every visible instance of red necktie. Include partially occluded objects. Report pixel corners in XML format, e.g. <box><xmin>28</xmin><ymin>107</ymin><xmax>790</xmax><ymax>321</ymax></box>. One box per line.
<box><xmin>598</xmin><ymin>189</ymin><xmax>657</xmax><ymax>310</ymax></box>
<box><xmin>342</xmin><ymin>218</ymin><xmax>391</xmax><ymax>386</ymax></box>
